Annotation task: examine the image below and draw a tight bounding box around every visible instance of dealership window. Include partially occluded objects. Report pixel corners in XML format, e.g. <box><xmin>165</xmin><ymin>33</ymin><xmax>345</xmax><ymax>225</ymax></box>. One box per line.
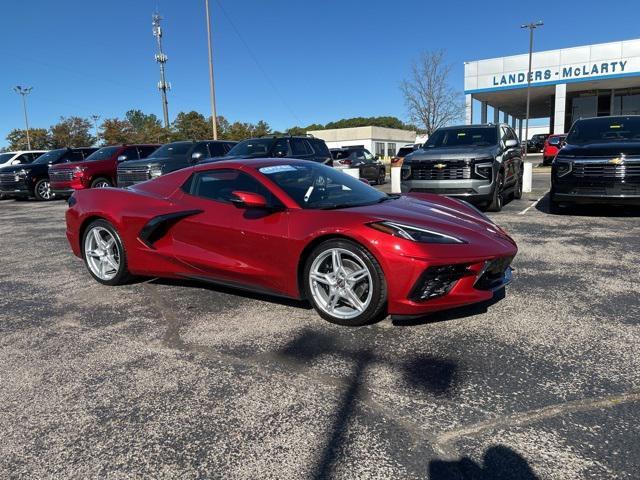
<box><xmin>374</xmin><ymin>142</ymin><xmax>385</xmax><ymax>157</ymax></box>
<box><xmin>386</xmin><ymin>143</ymin><xmax>396</xmax><ymax>157</ymax></box>
<box><xmin>613</xmin><ymin>88</ymin><xmax>640</xmax><ymax>115</ymax></box>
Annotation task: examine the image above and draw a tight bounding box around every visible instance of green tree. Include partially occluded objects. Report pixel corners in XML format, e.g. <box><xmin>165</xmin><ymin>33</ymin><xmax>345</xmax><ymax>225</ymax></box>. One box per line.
<box><xmin>100</xmin><ymin>118</ymin><xmax>137</xmax><ymax>145</ymax></box>
<box><xmin>124</xmin><ymin>109</ymin><xmax>171</xmax><ymax>143</ymax></box>
<box><xmin>172</xmin><ymin>111</ymin><xmax>210</xmax><ymax>141</ymax></box>
<box><xmin>49</xmin><ymin>116</ymin><xmax>95</xmax><ymax>148</ymax></box>
<box><xmin>5</xmin><ymin>128</ymin><xmax>51</xmax><ymax>150</ymax></box>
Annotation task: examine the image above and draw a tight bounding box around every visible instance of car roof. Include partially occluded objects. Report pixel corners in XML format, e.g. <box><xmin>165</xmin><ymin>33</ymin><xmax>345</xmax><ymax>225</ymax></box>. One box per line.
<box><xmin>1</xmin><ymin>150</ymin><xmax>48</xmax><ymax>154</ymax></box>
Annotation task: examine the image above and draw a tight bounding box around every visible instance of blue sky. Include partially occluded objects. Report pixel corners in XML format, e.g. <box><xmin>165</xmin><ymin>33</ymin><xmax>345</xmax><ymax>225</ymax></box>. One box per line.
<box><xmin>1</xmin><ymin>0</ymin><xmax>639</xmax><ymax>147</ymax></box>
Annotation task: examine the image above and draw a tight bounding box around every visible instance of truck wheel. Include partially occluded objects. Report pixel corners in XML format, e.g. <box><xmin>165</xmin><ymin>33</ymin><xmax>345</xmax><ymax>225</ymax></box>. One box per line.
<box><xmin>487</xmin><ymin>172</ymin><xmax>505</xmax><ymax>212</ymax></box>
<box><xmin>91</xmin><ymin>177</ymin><xmax>112</xmax><ymax>188</ymax></box>
<box><xmin>513</xmin><ymin>172</ymin><xmax>523</xmax><ymax>200</ymax></box>
<box><xmin>34</xmin><ymin>179</ymin><xmax>54</xmax><ymax>201</ymax></box>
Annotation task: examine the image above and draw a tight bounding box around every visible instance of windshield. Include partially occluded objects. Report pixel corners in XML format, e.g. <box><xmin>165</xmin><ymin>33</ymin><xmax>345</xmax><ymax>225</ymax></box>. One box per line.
<box><xmin>0</xmin><ymin>153</ymin><xmax>16</xmax><ymax>164</ymax></box>
<box><xmin>148</xmin><ymin>142</ymin><xmax>192</xmax><ymax>158</ymax></box>
<box><xmin>85</xmin><ymin>146</ymin><xmax>120</xmax><ymax>161</ymax></box>
<box><xmin>566</xmin><ymin>117</ymin><xmax>640</xmax><ymax>145</ymax></box>
<box><xmin>32</xmin><ymin>149</ymin><xmax>66</xmax><ymax>164</ymax></box>
<box><xmin>227</xmin><ymin>138</ymin><xmax>275</xmax><ymax>157</ymax></box>
<box><xmin>259</xmin><ymin>163</ymin><xmax>387</xmax><ymax>209</ymax></box>
<box><xmin>424</xmin><ymin>127</ymin><xmax>497</xmax><ymax>148</ymax></box>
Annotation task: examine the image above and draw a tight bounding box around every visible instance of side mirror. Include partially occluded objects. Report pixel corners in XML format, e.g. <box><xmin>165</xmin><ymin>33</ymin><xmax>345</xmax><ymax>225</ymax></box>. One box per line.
<box><xmin>191</xmin><ymin>152</ymin><xmax>204</xmax><ymax>162</ymax></box>
<box><xmin>117</xmin><ymin>155</ymin><xmax>127</xmax><ymax>162</ymax></box>
<box><xmin>505</xmin><ymin>139</ymin><xmax>518</xmax><ymax>149</ymax></box>
<box><xmin>274</xmin><ymin>150</ymin><xmax>288</xmax><ymax>158</ymax></box>
<box><xmin>231</xmin><ymin>191</ymin><xmax>268</xmax><ymax>209</ymax></box>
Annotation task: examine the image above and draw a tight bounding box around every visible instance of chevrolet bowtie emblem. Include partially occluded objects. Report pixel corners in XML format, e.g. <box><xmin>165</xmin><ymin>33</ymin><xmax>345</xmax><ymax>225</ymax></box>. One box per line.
<box><xmin>609</xmin><ymin>157</ymin><xmax>624</xmax><ymax>165</ymax></box>
<box><xmin>434</xmin><ymin>163</ymin><xmax>446</xmax><ymax>169</ymax></box>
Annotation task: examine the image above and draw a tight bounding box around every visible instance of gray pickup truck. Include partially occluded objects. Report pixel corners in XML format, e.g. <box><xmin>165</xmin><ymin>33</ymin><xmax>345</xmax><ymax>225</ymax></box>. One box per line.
<box><xmin>400</xmin><ymin>124</ymin><xmax>523</xmax><ymax>211</ymax></box>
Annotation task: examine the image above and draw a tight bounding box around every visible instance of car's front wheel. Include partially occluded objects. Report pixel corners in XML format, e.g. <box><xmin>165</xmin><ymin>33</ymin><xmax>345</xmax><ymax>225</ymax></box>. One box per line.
<box><xmin>303</xmin><ymin>239</ymin><xmax>387</xmax><ymax>326</ymax></box>
<box><xmin>82</xmin><ymin>219</ymin><xmax>131</xmax><ymax>285</ymax></box>
<box><xmin>91</xmin><ymin>177</ymin><xmax>112</xmax><ymax>189</ymax></box>
<box><xmin>34</xmin><ymin>179</ymin><xmax>54</xmax><ymax>201</ymax></box>
<box><xmin>487</xmin><ymin>171</ymin><xmax>505</xmax><ymax>212</ymax></box>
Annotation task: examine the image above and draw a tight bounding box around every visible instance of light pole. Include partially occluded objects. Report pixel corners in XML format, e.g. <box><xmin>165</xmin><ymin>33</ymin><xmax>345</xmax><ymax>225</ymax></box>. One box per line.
<box><xmin>91</xmin><ymin>114</ymin><xmax>101</xmax><ymax>145</ymax></box>
<box><xmin>521</xmin><ymin>20</ymin><xmax>543</xmax><ymax>159</ymax></box>
<box><xmin>14</xmin><ymin>86</ymin><xmax>33</xmax><ymax>150</ymax></box>
<box><xmin>205</xmin><ymin>0</ymin><xmax>218</xmax><ymax>139</ymax></box>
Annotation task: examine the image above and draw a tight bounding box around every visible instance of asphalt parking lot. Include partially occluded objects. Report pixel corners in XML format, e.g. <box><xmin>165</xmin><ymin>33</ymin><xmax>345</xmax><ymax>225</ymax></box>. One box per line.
<box><xmin>1</xmin><ymin>165</ymin><xmax>639</xmax><ymax>479</ymax></box>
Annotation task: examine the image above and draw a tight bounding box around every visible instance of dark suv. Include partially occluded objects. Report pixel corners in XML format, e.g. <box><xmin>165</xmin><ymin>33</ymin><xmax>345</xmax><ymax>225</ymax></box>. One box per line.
<box><xmin>330</xmin><ymin>147</ymin><xmax>386</xmax><ymax>184</ymax></box>
<box><xmin>401</xmin><ymin>124</ymin><xmax>523</xmax><ymax>211</ymax></box>
<box><xmin>0</xmin><ymin>147</ymin><xmax>98</xmax><ymax>200</ymax></box>
<box><xmin>117</xmin><ymin>140</ymin><xmax>236</xmax><ymax>187</ymax></box>
<box><xmin>527</xmin><ymin>133</ymin><xmax>549</xmax><ymax>153</ymax></box>
<box><xmin>204</xmin><ymin>135</ymin><xmax>332</xmax><ymax>166</ymax></box>
<box><xmin>551</xmin><ymin>115</ymin><xmax>640</xmax><ymax>212</ymax></box>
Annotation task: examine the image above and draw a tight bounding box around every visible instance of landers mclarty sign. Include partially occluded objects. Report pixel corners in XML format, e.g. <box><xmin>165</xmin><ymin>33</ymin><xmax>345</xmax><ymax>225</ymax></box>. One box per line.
<box><xmin>493</xmin><ymin>60</ymin><xmax>630</xmax><ymax>87</ymax></box>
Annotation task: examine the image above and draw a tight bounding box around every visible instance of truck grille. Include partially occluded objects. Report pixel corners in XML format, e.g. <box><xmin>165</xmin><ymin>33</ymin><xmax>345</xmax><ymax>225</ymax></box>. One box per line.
<box><xmin>573</xmin><ymin>161</ymin><xmax>640</xmax><ymax>178</ymax></box>
<box><xmin>0</xmin><ymin>173</ymin><xmax>23</xmax><ymax>189</ymax></box>
<box><xmin>49</xmin><ymin>170</ymin><xmax>74</xmax><ymax>182</ymax></box>
<box><xmin>118</xmin><ymin>167</ymin><xmax>150</xmax><ymax>186</ymax></box>
<box><xmin>411</xmin><ymin>161</ymin><xmax>471</xmax><ymax>180</ymax></box>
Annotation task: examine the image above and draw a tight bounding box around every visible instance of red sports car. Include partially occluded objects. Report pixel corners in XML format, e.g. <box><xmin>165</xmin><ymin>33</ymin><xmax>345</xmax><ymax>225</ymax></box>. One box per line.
<box><xmin>65</xmin><ymin>159</ymin><xmax>517</xmax><ymax>326</ymax></box>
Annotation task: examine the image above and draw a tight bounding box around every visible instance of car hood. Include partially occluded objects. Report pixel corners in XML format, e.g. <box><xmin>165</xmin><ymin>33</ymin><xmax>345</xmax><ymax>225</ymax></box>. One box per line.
<box><xmin>199</xmin><ymin>154</ymin><xmax>264</xmax><ymax>164</ymax></box>
<box><xmin>120</xmin><ymin>157</ymin><xmax>170</xmax><ymax>168</ymax></box>
<box><xmin>0</xmin><ymin>163</ymin><xmax>39</xmax><ymax>174</ymax></box>
<box><xmin>561</xmin><ymin>142</ymin><xmax>640</xmax><ymax>157</ymax></box>
<box><xmin>342</xmin><ymin>194</ymin><xmax>516</xmax><ymax>252</ymax></box>
<box><xmin>405</xmin><ymin>145</ymin><xmax>498</xmax><ymax>162</ymax></box>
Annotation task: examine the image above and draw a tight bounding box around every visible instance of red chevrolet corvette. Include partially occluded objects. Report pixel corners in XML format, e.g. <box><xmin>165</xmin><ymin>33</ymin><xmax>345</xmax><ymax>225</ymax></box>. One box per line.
<box><xmin>65</xmin><ymin>159</ymin><xmax>517</xmax><ymax>326</ymax></box>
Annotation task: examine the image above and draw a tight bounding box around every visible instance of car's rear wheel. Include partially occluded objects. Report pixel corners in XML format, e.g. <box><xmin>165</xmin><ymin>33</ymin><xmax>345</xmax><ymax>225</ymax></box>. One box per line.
<box><xmin>82</xmin><ymin>219</ymin><xmax>131</xmax><ymax>285</ymax></box>
<box><xmin>34</xmin><ymin>179</ymin><xmax>54</xmax><ymax>201</ymax></box>
<box><xmin>303</xmin><ymin>239</ymin><xmax>387</xmax><ymax>326</ymax></box>
<box><xmin>487</xmin><ymin>171</ymin><xmax>505</xmax><ymax>212</ymax></box>
<box><xmin>91</xmin><ymin>177</ymin><xmax>112</xmax><ymax>189</ymax></box>
<box><xmin>377</xmin><ymin>169</ymin><xmax>386</xmax><ymax>185</ymax></box>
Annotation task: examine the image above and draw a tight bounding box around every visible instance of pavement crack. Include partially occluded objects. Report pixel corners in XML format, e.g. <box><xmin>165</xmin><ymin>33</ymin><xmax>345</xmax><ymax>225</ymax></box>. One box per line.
<box><xmin>433</xmin><ymin>390</ymin><xmax>640</xmax><ymax>458</ymax></box>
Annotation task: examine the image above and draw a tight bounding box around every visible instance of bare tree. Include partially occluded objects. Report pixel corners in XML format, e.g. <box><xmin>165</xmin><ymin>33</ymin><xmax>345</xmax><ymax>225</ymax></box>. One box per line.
<box><xmin>401</xmin><ymin>50</ymin><xmax>465</xmax><ymax>135</ymax></box>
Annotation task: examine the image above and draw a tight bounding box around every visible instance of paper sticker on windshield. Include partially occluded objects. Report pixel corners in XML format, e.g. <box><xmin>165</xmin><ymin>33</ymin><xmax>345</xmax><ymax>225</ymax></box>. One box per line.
<box><xmin>610</xmin><ymin>124</ymin><xmax>622</xmax><ymax>129</ymax></box>
<box><xmin>457</xmin><ymin>132</ymin><xmax>466</xmax><ymax>137</ymax></box>
<box><xmin>259</xmin><ymin>165</ymin><xmax>297</xmax><ymax>174</ymax></box>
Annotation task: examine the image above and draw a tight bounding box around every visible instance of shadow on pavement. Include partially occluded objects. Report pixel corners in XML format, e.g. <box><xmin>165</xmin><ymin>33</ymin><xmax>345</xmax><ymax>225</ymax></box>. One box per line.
<box><xmin>277</xmin><ymin>329</ymin><xmax>459</xmax><ymax>479</ymax></box>
<box><xmin>536</xmin><ymin>192</ymin><xmax>640</xmax><ymax>217</ymax></box>
<box><xmin>429</xmin><ymin>445</ymin><xmax>539</xmax><ymax>479</ymax></box>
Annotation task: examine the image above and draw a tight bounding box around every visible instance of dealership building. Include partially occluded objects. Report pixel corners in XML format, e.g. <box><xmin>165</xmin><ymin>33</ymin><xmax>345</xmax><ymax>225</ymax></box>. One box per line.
<box><xmin>464</xmin><ymin>38</ymin><xmax>640</xmax><ymax>138</ymax></box>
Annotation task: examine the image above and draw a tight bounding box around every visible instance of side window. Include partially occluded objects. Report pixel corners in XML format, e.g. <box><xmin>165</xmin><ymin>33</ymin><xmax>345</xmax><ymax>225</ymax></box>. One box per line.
<box><xmin>192</xmin><ymin>143</ymin><xmax>210</xmax><ymax>157</ymax></box>
<box><xmin>291</xmin><ymin>138</ymin><xmax>311</xmax><ymax>156</ymax></box>
<box><xmin>355</xmin><ymin>149</ymin><xmax>367</xmax><ymax>161</ymax></box>
<box><xmin>67</xmin><ymin>150</ymin><xmax>86</xmax><ymax>163</ymax></box>
<box><xmin>138</xmin><ymin>146</ymin><xmax>158</xmax><ymax>158</ymax></box>
<box><xmin>224</xmin><ymin>143</ymin><xmax>235</xmax><ymax>154</ymax></box>
<box><xmin>188</xmin><ymin>169</ymin><xmax>278</xmax><ymax>206</ymax></box>
<box><xmin>272</xmin><ymin>139</ymin><xmax>290</xmax><ymax>157</ymax></box>
<box><xmin>208</xmin><ymin>142</ymin><xmax>226</xmax><ymax>157</ymax></box>
<box><xmin>363</xmin><ymin>149</ymin><xmax>375</xmax><ymax>161</ymax></box>
<box><xmin>311</xmin><ymin>140</ymin><xmax>330</xmax><ymax>157</ymax></box>
<box><xmin>16</xmin><ymin>154</ymin><xmax>31</xmax><ymax>164</ymax></box>
<box><xmin>121</xmin><ymin>147</ymin><xmax>140</xmax><ymax>161</ymax></box>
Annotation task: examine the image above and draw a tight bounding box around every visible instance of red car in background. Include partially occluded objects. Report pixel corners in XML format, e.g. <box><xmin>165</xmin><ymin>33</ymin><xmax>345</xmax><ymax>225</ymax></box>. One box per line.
<box><xmin>65</xmin><ymin>159</ymin><xmax>517</xmax><ymax>326</ymax></box>
<box><xmin>50</xmin><ymin>144</ymin><xmax>159</xmax><ymax>196</ymax></box>
<box><xmin>542</xmin><ymin>134</ymin><xmax>566</xmax><ymax>165</ymax></box>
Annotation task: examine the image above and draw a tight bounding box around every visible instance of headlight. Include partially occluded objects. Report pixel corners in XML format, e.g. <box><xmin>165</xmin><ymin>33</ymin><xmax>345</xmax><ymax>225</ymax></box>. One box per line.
<box><xmin>555</xmin><ymin>160</ymin><xmax>572</xmax><ymax>177</ymax></box>
<box><xmin>369</xmin><ymin>221</ymin><xmax>466</xmax><ymax>244</ymax></box>
<box><xmin>474</xmin><ymin>162</ymin><xmax>493</xmax><ymax>179</ymax></box>
<box><xmin>401</xmin><ymin>164</ymin><xmax>411</xmax><ymax>180</ymax></box>
<box><xmin>73</xmin><ymin>166</ymin><xmax>87</xmax><ymax>177</ymax></box>
<box><xmin>17</xmin><ymin>169</ymin><xmax>28</xmax><ymax>177</ymax></box>
<box><xmin>149</xmin><ymin>166</ymin><xmax>163</xmax><ymax>178</ymax></box>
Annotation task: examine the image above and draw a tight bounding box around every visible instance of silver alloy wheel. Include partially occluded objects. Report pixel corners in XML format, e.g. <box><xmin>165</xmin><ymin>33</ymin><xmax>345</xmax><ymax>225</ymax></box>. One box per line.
<box><xmin>84</xmin><ymin>227</ymin><xmax>120</xmax><ymax>281</ymax></box>
<box><xmin>37</xmin><ymin>180</ymin><xmax>53</xmax><ymax>200</ymax></box>
<box><xmin>309</xmin><ymin>248</ymin><xmax>373</xmax><ymax>320</ymax></box>
<box><xmin>94</xmin><ymin>181</ymin><xmax>110</xmax><ymax>188</ymax></box>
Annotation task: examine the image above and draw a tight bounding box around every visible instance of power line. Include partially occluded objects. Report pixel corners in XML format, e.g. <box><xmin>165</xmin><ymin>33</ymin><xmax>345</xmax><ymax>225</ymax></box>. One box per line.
<box><xmin>214</xmin><ymin>0</ymin><xmax>302</xmax><ymax>125</ymax></box>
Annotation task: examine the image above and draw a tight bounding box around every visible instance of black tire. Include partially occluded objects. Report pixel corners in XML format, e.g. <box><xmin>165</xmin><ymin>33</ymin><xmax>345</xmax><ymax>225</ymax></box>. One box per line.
<box><xmin>513</xmin><ymin>171</ymin><xmax>523</xmax><ymax>200</ymax></box>
<box><xmin>34</xmin><ymin>179</ymin><xmax>54</xmax><ymax>201</ymax></box>
<box><xmin>377</xmin><ymin>168</ymin><xmax>386</xmax><ymax>185</ymax></box>
<box><xmin>487</xmin><ymin>171</ymin><xmax>505</xmax><ymax>212</ymax></box>
<box><xmin>91</xmin><ymin>177</ymin><xmax>112</xmax><ymax>189</ymax></box>
<box><xmin>81</xmin><ymin>219</ymin><xmax>132</xmax><ymax>286</ymax></box>
<box><xmin>303</xmin><ymin>239</ymin><xmax>387</xmax><ymax>326</ymax></box>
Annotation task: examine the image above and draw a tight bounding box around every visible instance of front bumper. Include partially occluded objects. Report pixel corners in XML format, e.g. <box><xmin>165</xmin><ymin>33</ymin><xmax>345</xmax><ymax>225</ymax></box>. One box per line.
<box><xmin>0</xmin><ymin>179</ymin><xmax>32</xmax><ymax>197</ymax></box>
<box><xmin>400</xmin><ymin>178</ymin><xmax>493</xmax><ymax>203</ymax></box>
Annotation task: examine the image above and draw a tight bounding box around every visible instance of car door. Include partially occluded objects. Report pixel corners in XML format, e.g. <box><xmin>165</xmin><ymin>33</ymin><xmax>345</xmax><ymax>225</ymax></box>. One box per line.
<box><xmin>500</xmin><ymin>127</ymin><xmax>518</xmax><ymax>187</ymax></box>
<box><xmin>170</xmin><ymin>168</ymin><xmax>292</xmax><ymax>295</ymax></box>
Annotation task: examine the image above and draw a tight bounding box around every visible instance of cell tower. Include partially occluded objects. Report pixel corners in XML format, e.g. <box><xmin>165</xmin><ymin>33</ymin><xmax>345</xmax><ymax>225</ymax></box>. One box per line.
<box><xmin>152</xmin><ymin>12</ymin><xmax>171</xmax><ymax>128</ymax></box>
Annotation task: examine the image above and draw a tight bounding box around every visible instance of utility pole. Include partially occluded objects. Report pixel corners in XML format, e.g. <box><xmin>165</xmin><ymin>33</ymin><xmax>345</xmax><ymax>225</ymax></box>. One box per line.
<box><xmin>90</xmin><ymin>114</ymin><xmax>101</xmax><ymax>145</ymax></box>
<box><xmin>521</xmin><ymin>20</ymin><xmax>543</xmax><ymax>159</ymax></box>
<box><xmin>14</xmin><ymin>86</ymin><xmax>33</xmax><ymax>150</ymax></box>
<box><xmin>204</xmin><ymin>0</ymin><xmax>218</xmax><ymax>139</ymax></box>
<box><xmin>152</xmin><ymin>13</ymin><xmax>171</xmax><ymax>128</ymax></box>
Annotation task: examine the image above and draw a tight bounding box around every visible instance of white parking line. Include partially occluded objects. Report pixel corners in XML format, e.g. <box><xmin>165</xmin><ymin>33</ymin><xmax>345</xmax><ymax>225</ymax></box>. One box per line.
<box><xmin>518</xmin><ymin>191</ymin><xmax>549</xmax><ymax>215</ymax></box>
